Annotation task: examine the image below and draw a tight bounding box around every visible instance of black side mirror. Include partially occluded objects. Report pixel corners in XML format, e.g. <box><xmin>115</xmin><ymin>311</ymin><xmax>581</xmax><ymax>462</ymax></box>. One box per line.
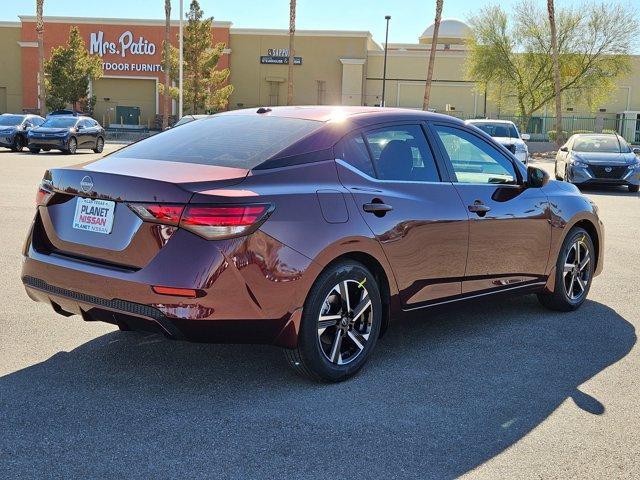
<box><xmin>633</xmin><ymin>147</ymin><xmax>640</xmax><ymax>155</ymax></box>
<box><xmin>559</xmin><ymin>146</ymin><xmax>568</xmax><ymax>152</ymax></box>
<box><xmin>527</xmin><ymin>166</ymin><xmax>549</xmax><ymax>188</ymax></box>
<box><xmin>76</xmin><ymin>124</ymin><xmax>83</xmax><ymax>130</ymax></box>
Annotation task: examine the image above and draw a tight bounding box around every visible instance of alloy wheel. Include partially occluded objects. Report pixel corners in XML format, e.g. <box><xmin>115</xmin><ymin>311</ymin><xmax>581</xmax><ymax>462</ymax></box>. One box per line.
<box><xmin>562</xmin><ymin>238</ymin><xmax>591</xmax><ymax>301</ymax></box>
<box><xmin>317</xmin><ymin>279</ymin><xmax>373</xmax><ymax>365</ymax></box>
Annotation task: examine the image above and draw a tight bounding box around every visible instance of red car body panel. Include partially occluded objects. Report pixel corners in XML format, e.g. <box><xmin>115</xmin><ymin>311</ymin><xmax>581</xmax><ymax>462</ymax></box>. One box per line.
<box><xmin>21</xmin><ymin>107</ymin><xmax>604</xmax><ymax>348</ymax></box>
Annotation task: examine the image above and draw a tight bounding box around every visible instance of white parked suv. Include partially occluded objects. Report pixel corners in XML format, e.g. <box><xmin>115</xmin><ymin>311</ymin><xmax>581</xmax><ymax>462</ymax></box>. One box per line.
<box><xmin>465</xmin><ymin>119</ymin><xmax>530</xmax><ymax>165</ymax></box>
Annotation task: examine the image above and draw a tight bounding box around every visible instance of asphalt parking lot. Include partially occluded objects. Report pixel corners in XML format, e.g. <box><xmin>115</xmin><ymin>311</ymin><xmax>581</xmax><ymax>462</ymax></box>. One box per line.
<box><xmin>0</xmin><ymin>145</ymin><xmax>638</xmax><ymax>479</ymax></box>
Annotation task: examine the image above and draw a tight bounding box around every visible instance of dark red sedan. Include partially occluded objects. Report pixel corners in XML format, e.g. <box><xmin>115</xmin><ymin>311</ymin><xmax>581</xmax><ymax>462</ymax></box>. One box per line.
<box><xmin>22</xmin><ymin>107</ymin><xmax>604</xmax><ymax>381</ymax></box>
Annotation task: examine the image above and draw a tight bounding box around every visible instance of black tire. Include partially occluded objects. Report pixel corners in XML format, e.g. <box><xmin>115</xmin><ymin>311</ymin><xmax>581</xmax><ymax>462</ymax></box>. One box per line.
<box><xmin>11</xmin><ymin>136</ymin><xmax>24</xmax><ymax>152</ymax></box>
<box><xmin>42</xmin><ymin>147</ymin><xmax>50</xmax><ymax>152</ymax></box>
<box><xmin>28</xmin><ymin>147</ymin><xmax>40</xmax><ymax>154</ymax></box>
<box><xmin>65</xmin><ymin>137</ymin><xmax>77</xmax><ymax>155</ymax></box>
<box><xmin>628</xmin><ymin>184</ymin><xmax>639</xmax><ymax>193</ymax></box>
<box><xmin>93</xmin><ymin>136</ymin><xmax>104</xmax><ymax>153</ymax></box>
<box><xmin>537</xmin><ymin>227</ymin><xmax>595</xmax><ymax>312</ymax></box>
<box><xmin>284</xmin><ymin>260</ymin><xmax>382</xmax><ymax>382</ymax></box>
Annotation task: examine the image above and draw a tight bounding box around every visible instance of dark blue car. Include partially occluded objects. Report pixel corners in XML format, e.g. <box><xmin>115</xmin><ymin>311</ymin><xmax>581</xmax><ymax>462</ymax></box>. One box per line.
<box><xmin>27</xmin><ymin>112</ymin><xmax>105</xmax><ymax>155</ymax></box>
<box><xmin>0</xmin><ymin>114</ymin><xmax>45</xmax><ymax>151</ymax></box>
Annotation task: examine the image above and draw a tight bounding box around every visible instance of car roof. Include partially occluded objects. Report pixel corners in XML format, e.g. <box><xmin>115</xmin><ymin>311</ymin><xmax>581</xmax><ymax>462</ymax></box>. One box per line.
<box><xmin>220</xmin><ymin>105</ymin><xmax>463</xmax><ymax>125</ymax></box>
<box><xmin>465</xmin><ymin>119</ymin><xmax>515</xmax><ymax>125</ymax></box>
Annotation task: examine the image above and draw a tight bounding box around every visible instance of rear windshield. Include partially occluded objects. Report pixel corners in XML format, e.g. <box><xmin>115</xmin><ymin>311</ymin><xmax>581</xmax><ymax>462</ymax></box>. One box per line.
<box><xmin>0</xmin><ymin>115</ymin><xmax>25</xmax><ymax>126</ymax></box>
<box><xmin>41</xmin><ymin>117</ymin><xmax>78</xmax><ymax>128</ymax></box>
<box><xmin>469</xmin><ymin>122</ymin><xmax>519</xmax><ymax>139</ymax></box>
<box><xmin>573</xmin><ymin>135</ymin><xmax>630</xmax><ymax>153</ymax></box>
<box><xmin>110</xmin><ymin>114</ymin><xmax>323</xmax><ymax>169</ymax></box>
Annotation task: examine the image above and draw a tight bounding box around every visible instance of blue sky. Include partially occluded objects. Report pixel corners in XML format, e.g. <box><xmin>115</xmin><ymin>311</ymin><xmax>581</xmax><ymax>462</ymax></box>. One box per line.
<box><xmin>2</xmin><ymin>0</ymin><xmax>582</xmax><ymax>45</ymax></box>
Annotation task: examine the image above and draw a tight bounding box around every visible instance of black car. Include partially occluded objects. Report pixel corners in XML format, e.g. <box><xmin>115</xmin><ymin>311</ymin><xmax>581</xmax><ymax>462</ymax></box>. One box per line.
<box><xmin>27</xmin><ymin>113</ymin><xmax>105</xmax><ymax>155</ymax></box>
<box><xmin>0</xmin><ymin>113</ymin><xmax>45</xmax><ymax>151</ymax></box>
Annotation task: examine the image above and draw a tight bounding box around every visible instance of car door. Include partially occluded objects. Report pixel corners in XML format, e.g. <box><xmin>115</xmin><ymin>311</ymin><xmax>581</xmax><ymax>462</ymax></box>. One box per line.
<box><xmin>428</xmin><ymin>122</ymin><xmax>551</xmax><ymax>295</ymax></box>
<box><xmin>77</xmin><ymin>119</ymin><xmax>92</xmax><ymax>146</ymax></box>
<box><xmin>334</xmin><ymin>123</ymin><xmax>469</xmax><ymax>308</ymax></box>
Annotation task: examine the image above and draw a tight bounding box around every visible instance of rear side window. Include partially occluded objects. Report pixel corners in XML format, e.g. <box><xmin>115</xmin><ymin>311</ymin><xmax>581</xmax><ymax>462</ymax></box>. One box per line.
<box><xmin>334</xmin><ymin>134</ymin><xmax>375</xmax><ymax>177</ymax></box>
<box><xmin>109</xmin><ymin>114</ymin><xmax>323</xmax><ymax>169</ymax></box>
<box><xmin>364</xmin><ymin>125</ymin><xmax>440</xmax><ymax>182</ymax></box>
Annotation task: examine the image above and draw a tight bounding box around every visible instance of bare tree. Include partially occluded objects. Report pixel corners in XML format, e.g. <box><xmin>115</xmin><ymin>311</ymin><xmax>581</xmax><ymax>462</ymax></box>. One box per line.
<box><xmin>286</xmin><ymin>0</ymin><xmax>296</xmax><ymax>106</ymax></box>
<box><xmin>36</xmin><ymin>0</ymin><xmax>45</xmax><ymax>115</ymax></box>
<box><xmin>547</xmin><ymin>0</ymin><xmax>563</xmax><ymax>145</ymax></box>
<box><xmin>423</xmin><ymin>0</ymin><xmax>443</xmax><ymax>110</ymax></box>
<box><xmin>163</xmin><ymin>0</ymin><xmax>172</xmax><ymax>129</ymax></box>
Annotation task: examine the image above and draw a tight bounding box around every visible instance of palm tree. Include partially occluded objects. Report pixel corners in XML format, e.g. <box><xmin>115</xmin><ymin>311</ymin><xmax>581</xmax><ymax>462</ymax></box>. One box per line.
<box><xmin>547</xmin><ymin>0</ymin><xmax>563</xmax><ymax>146</ymax></box>
<box><xmin>162</xmin><ymin>0</ymin><xmax>171</xmax><ymax>129</ymax></box>
<box><xmin>36</xmin><ymin>0</ymin><xmax>45</xmax><ymax>115</ymax></box>
<box><xmin>422</xmin><ymin>0</ymin><xmax>443</xmax><ymax>111</ymax></box>
<box><xmin>286</xmin><ymin>0</ymin><xmax>296</xmax><ymax>106</ymax></box>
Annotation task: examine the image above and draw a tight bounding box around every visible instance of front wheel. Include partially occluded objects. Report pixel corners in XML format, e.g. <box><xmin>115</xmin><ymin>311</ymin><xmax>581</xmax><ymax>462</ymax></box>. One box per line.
<box><xmin>93</xmin><ymin>137</ymin><xmax>104</xmax><ymax>153</ymax></box>
<box><xmin>629</xmin><ymin>184</ymin><xmax>639</xmax><ymax>193</ymax></box>
<box><xmin>28</xmin><ymin>147</ymin><xmax>40</xmax><ymax>154</ymax></box>
<box><xmin>537</xmin><ymin>227</ymin><xmax>595</xmax><ymax>312</ymax></box>
<box><xmin>65</xmin><ymin>137</ymin><xmax>77</xmax><ymax>155</ymax></box>
<box><xmin>284</xmin><ymin>261</ymin><xmax>382</xmax><ymax>382</ymax></box>
<box><xmin>11</xmin><ymin>136</ymin><xmax>25</xmax><ymax>152</ymax></box>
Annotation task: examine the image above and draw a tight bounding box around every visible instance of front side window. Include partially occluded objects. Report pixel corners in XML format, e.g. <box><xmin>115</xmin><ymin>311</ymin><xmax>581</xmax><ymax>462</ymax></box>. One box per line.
<box><xmin>434</xmin><ymin>125</ymin><xmax>517</xmax><ymax>184</ymax></box>
<box><xmin>364</xmin><ymin>125</ymin><xmax>440</xmax><ymax>182</ymax></box>
<box><xmin>334</xmin><ymin>134</ymin><xmax>375</xmax><ymax>177</ymax></box>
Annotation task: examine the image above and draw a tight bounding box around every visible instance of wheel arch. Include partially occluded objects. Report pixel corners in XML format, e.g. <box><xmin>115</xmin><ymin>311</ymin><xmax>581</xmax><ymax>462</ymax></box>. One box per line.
<box><xmin>570</xmin><ymin>218</ymin><xmax>600</xmax><ymax>272</ymax></box>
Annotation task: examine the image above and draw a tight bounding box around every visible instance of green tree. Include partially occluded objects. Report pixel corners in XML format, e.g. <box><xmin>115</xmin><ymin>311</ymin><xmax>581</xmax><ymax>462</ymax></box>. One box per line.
<box><xmin>161</xmin><ymin>0</ymin><xmax>233</xmax><ymax>114</ymax></box>
<box><xmin>44</xmin><ymin>26</ymin><xmax>102</xmax><ymax>112</ymax></box>
<box><xmin>465</xmin><ymin>1</ymin><xmax>638</xmax><ymax>129</ymax></box>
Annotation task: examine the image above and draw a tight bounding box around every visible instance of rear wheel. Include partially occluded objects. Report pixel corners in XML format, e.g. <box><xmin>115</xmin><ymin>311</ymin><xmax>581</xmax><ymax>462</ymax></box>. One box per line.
<box><xmin>629</xmin><ymin>184</ymin><xmax>639</xmax><ymax>193</ymax></box>
<box><xmin>284</xmin><ymin>261</ymin><xmax>382</xmax><ymax>382</ymax></box>
<box><xmin>537</xmin><ymin>227</ymin><xmax>594</xmax><ymax>311</ymax></box>
<box><xmin>28</xmin><ymin>147</ymin><xmax>40</xmax><ymax>154</ymax></box>
<box><xmin>65</xmin><ymin>137</ymin><xmax>77</xmax><ymax>155</ymax></box>
<box><xmin>93</xmin><ymin>137</ymin><xmax>104</xmax><ymax>153</ymax></box>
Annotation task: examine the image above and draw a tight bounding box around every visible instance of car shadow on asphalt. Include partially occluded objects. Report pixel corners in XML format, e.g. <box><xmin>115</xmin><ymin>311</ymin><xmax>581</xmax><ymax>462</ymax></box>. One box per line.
<box><xmin>0</xmin><ymin>295</ymin><xmax>635</xmax><ymax>479</ymax></box>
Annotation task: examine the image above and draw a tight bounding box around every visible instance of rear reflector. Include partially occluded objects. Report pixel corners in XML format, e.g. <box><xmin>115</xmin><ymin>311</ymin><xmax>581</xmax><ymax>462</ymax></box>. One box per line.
<box><xmin>152</xmin><ymin>285</ymin><xmax>199</xmax><ymax>298</ymax></box>
<box><xmin>180</xmin><ymin>204</ymin><xmax>272</xmax><ymax>240</ymax></box>
<box><xmin>128</xmin><ymin>202</ymin><xmax>273</xmax><ymax>240</ymax></box>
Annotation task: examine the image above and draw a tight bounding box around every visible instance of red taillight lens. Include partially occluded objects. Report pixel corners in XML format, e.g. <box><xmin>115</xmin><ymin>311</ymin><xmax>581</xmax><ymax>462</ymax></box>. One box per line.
<box><xmin>180</xmin><ymin>204</ymin><xmax>271</xmax><ymax>239</ymax></box>
<box><xmin>128</xmin><ymin>202</ymin><xmax>272</xmax><ymax>240</ymax></box>
<box><xmin>128</xmin><ymin>204</ymin><xmax>184</xmax><ymax>225</ymax></box>
<box><xmin>35</xmin><ymin>185</ymin><xmax>53</xmax><ymax>206</ymax></box>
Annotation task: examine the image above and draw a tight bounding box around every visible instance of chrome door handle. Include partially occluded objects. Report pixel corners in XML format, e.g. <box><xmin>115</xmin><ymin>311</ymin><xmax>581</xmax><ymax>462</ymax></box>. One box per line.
<box><xmin>468</xmin><ymin>202</ymin><xmax>491</xmax><ymax>216</ymax></box>
<box><xmin>363</xmin><ymin>203</ymin><xmax>393</xmax><ymax>213</ymax></box>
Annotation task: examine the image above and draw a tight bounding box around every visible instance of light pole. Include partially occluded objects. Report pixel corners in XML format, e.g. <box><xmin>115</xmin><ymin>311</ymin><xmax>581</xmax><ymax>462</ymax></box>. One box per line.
<box><xmin>178</xmin><ymin>0</ymin><xmax>184</xmax><ymax>118</ymax></box>
<box><xmin>381</xmin><ymin>15</ymin><xmax>391</xmax><ymax>107</ymax></box>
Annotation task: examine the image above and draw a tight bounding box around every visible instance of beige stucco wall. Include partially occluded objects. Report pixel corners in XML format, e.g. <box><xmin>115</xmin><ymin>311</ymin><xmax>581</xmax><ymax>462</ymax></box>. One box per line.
<box><xmin>92</xmin><ymin>77</ymin><xmax>156</xmax><ymax>127</ymax></box>
<box><xmin>0</xmin><ymin>24</ymin><xmax>23</xmax><ymax>113</ymax></box>
<box><xmin>228</xmin><ymin>31</ymin><xmax>369</xmax><ymax>108</ymax></box>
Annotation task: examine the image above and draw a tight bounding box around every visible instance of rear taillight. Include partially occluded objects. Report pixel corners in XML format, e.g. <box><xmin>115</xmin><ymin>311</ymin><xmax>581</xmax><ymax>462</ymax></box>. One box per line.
<box><xmin>180</xmin><ymin>204</ymin><xmax>272</xmax><ymax>240</ymax></box>
<box><xmin>127</xmin><ymin>203</ymin><xmax>272</xmax><ymax>240</ymax></box>
<box><xmin>35</xmin><ymin>184</ymin><xmax>54</xmax><ymax>206</ymax></box>
<box><xmin>127</xmin><ymin>204</ymin><xmax>184</xmax><ymax>225</ymax></box>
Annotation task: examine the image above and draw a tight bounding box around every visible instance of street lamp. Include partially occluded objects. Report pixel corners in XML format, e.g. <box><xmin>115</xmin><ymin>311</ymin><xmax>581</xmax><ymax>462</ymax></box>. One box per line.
<box><xmin>381</xmin><ymin>15</ymin><xmax>391</xmax><ymax>107</ymax></box>
<box><xmin>178</xmin><ymin>0</ymin><xmax>184</xmax><ymax>118</ymax></box>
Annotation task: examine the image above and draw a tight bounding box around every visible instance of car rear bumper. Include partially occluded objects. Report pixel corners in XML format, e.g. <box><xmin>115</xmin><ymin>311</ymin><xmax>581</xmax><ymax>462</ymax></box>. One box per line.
<box><xmin>569</xmin><ymin>165</ymin><xmax>640</xmax><ymax>186</ymax></box>
<box><xmin>21</xmin><ymin>224</ymin><xmax>316</xmax><ymax>348</ymax></box>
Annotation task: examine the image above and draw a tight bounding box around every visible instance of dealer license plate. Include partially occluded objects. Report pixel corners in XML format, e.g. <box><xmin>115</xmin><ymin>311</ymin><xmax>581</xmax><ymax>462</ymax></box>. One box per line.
<box><xmin>72</xmin><ymin>197</ymin><xmax>115</xmax><ymax>234</ymax></box>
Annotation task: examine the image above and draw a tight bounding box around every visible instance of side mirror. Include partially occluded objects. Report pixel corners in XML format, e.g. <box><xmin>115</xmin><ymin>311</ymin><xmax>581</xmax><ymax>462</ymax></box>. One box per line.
<box><xmin>633</xmin><ymin>147</ymin><xmax>640</xmax><ymax>155</ymax></box>
<box><xmin>76</xmin><ymin>124</ymin><xmax>83</xmax><ymax>130</ymax></box>
<box><xmin>521</xmin><ymin>133</ymin><xmax>530</xmax><ymax>141</ymax></box>
<box><xmin>559</xmin><ymin>146</ymin><xmax>568</xmax><ymax>152</ymax></box>
<box><xmin>526</xmin><ymin>166</ymin><xmax>549</xmax><ymax>188</ymax></box>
